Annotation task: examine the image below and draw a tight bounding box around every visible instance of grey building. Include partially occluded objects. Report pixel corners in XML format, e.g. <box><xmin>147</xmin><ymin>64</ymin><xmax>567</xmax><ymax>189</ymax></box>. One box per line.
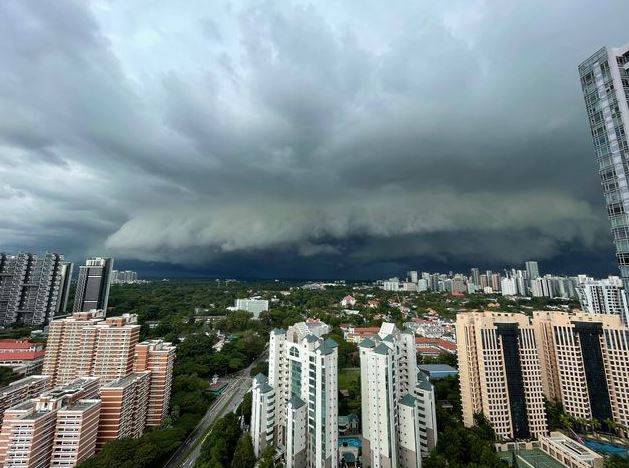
<box><xmin>0</xmin><ymin>252</ymin><xmax>72</xmax><ymax>326</ymax></box>
<box><xmin>579</xmin><ymin>45</ymin><xmax>629</xmax><ymax>287</ymax></box>
<box><xmin>524</xmin><ymin>261</ymin><xmax>540</xmax><ymax>280</ymax></box>
<box><xmin>73</xmin><ymin>257</ymin><xmax>113</xmax><ymax>312</ymax></box>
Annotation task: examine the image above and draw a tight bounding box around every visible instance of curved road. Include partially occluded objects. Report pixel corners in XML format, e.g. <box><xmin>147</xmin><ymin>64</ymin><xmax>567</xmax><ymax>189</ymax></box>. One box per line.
<box><xmin>164</xmin><ymin>352</ymin><xmax>267</xmax><ymax>468</ymax></box>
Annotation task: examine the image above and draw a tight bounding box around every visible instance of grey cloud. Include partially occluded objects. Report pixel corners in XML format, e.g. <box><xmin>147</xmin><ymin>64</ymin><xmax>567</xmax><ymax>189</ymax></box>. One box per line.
<box><xmin>0</xmin><ymin>0</ymin><xmax>627</xmax><ymax>275</ymax></box>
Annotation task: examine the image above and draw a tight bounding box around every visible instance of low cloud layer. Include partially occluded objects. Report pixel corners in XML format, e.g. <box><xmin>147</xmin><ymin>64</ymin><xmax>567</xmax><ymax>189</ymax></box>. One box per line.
<box><xmin>1</xmin><ymin>0</ymin><xmax>627</xmax><ymax>276</ymax></box>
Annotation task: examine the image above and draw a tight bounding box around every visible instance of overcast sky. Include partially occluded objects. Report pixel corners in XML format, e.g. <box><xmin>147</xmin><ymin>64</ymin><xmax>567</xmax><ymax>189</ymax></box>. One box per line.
<box><xmin>1</xmin><ymin>0</ymin><xmax>628</xmax><ymax>278</ymax></box>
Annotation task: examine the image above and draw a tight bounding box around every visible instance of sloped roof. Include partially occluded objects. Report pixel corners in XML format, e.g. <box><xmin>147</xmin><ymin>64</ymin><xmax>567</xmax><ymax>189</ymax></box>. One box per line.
<box><xmin>400</xmin><ymin>393</ymin><xmax>417</xmax><ymax>407</ymax></box>
<box><xmin>253</xmin><ymin>373</ymin><xmax>268</xmax><ymax>384</ymax></box>
<box><xmin>288</xmin><ymin>394</ymin><xmax>305</xmax><ymax>409</ymax></box>
<box><xmin>373</xmin><ymin>342</ymin><xmax>391</xmax><ymax>356</ymax></box>
<box><xmin>359</xmin><ymin>337</ymin><xmax>375</xmax><ymax>348</ymax></box>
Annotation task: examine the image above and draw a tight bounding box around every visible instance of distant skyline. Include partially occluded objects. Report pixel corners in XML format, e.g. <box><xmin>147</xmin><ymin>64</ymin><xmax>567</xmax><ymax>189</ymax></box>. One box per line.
<box><xmin>2</xmin><ymin>1</ymin><xmax>629</xmax><ymax>279</ymax></box>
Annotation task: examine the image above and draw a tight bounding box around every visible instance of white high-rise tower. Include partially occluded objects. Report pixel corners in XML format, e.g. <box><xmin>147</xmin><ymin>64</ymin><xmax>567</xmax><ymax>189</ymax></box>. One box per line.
<box><xmin>252</xmin><ymin>322</ymin><xmax>338</xmax><ymax>468</ymax></box>
<box><xmin>359</xmin><ymin>323</ymin><xmax>437</xmax><ymax>468</ymax></box>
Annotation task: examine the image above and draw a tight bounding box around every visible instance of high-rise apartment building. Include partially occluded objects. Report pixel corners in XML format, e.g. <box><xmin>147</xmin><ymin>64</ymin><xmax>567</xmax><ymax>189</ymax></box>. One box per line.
<box><xmin>576</xmin><ymin>276</ymin><xmax>629</xmax><ymax>324</ymax></box>
<box><xmin>73</xmin><ymin>257</ymin><xmax>113</xmax><ymax>313</ymax></box>
<box><xmin>0</xmin><ymin>252</ymin><xmax>73</xmax><ymax>326</ymax></box>
<box><xmin>43</xmin><ymin>311</ymin><xmax>140</xmax><ymax>386</ymax></box>
<box><xmin>0</xmin><ymin>377</ymin><xmax>100</xmax><ymax>467</ymax></box>
<box><xmin>579</xmin><ymin>45</ymin><xmax>629</xmax><ymax>287</ymax></box>
<box><xmin>133</xmin><ymin>339</ymin><xmax>176</xmax><ymax>427</ymax></box>
<box><xmin>97</xmin><ymin>371</ymin><xmax>151</xmax><ymax>449</ymax></box>
<box><xmin>415</xmin><ymin>371</ymin><xmax>438</xmax><ymax>458</ymax></box>
<box><xmin>525</xmin><ymin>261</ymin><xmax>540</xmax><ymax>280</ymax></box>
<box><xmin>533</xmin><ymin>311</ymin><xmax>629</xmax><ymax>435</ymax></box>
<box><xmin>456</xmin><ymin>312</ymin><xmax>548</xmax><ymax>440</ymax></box>
<box><xmin>252</xmin><ymin>322</ymin><xmax>338</xmax><ymax>468</ymax></box>
<box><xmin>251</xmin><ymin>373</ymin><xmax>275</xmax><ymax>456</ymax></box>
<box><xmin>359</xmin><ymin>323</ymin><xmax>436</xmax><ymax>468</ymax></box>
<box><xmin>0</xmin><ymin>375</ymin><xmax>52</xmax><ymax>425</ymax></box>
<box><xmin>111</xmin><ymin>270</ymin><xmax>138</xmax><ymax>284</ymax></box>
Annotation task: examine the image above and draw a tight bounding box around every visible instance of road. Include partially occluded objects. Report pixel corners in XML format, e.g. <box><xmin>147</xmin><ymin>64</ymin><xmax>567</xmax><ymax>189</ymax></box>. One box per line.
<box><xmin>164</xmin><ymin>352</ymin><xmax>266</xmax><ymax>468</ymax></box>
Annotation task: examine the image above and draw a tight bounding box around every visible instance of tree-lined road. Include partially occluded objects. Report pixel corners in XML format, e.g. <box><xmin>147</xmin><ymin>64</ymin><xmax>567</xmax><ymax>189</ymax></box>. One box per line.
<box><xmin>165</xmin><ymin>352</ymin><xmax>266</xmax><ymax>468</ymax></box>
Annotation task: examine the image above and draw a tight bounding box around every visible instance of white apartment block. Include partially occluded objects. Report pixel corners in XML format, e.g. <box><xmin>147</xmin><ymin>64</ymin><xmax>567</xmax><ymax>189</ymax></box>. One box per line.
<box><xmin>234</xmin><ymin>298</ymin><xmax>269</xmax><ymax>318</ymax></box>
<box><xmin>359</xmin><ymin>323</ymin><xmax>437</xmax><ymax>468</ymax></box>
<box><xmin>576</xmin><ymin>276</ymin><xmax>629</xmax><ymax>324</ymax></box>
<box><xmin>254</xmin><ymin>322</ymin><xmax>338</xmax><ymax>468</ymax></box>
<box><xmin>251</xmin><ymin>373</ymin><xmax>275</xmax><ymax>456</ymax></box>
<box><xmin>456</xmin><ymin>312</ymin><xmax>548</xmax><ymax>441</ymax></box>
<box><xmin>501</xmin><ymin>277</ymin><xmax>517</xmax><ymax>296</ymax></box>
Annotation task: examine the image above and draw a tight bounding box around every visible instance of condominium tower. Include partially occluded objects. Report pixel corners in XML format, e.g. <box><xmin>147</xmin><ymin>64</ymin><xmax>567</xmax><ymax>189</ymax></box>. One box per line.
<box><xmin>43</xmin><ymin>310</ymin><xmax>140</xmax><ymax>386</ymax></box>
<box><xmin>73</xmin><ymin>257</ymin><xmax>113</xmax><ymax>313</ymax></box>
<box><xmin>576</xmin><ymin>276</ymin><xmax>629</xmax><ymax>324</ymax></box>
<box><xmin>0</xmin><ymin>252</ymin><xmax>73</xmax><ymax>326</ymax></box>
<box><xmin>456</xmin><ymin>312</ymin><xmax>548</xmax><ymax>440</ymax></box>
<box><xmin>359</xmin><ymin>323</ymin><xmax>437</xmax><ymax>468</ymax></box>
<box><xmin>133</xmin><ymin>339</ymin><xmax>176</xmax><ymax>427</ymax></box>
<box><xmin>0</xmin><ymin>377</ymin><xmax>100</xmax><ymax>467</ymax></box>
<box><xmin>579</xmin><ymin>45</ymin><xmax>629</xmax><ymax>287</ymax></box>
<box><xmin>533</xmin><ymin>311</ymin><xmax>629</xmax><ymax>436</ymax></box>
<box><xmin>251</xmin><ymin>322</ymin><xmax>338</xmax><ymax>468</ymax></box>
<box><xmin>97</xmin><ymin>371</ymin><xmax>151</xmax><ymax>449</ymax></box>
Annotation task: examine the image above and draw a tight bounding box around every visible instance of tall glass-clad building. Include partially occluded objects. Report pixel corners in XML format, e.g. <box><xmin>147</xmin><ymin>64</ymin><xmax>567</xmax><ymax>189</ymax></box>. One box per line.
<box><xmin>579</xmin><ymin>45</ymin><xmax>629</xmax><ymax>287</ymax></box>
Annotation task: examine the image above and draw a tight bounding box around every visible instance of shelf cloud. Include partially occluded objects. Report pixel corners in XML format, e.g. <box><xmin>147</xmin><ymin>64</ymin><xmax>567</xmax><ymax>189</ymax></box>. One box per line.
<box><xmin>1</xmin><ymin>0</ymin><xmax>627</xmax><ymax>276</ymax></box>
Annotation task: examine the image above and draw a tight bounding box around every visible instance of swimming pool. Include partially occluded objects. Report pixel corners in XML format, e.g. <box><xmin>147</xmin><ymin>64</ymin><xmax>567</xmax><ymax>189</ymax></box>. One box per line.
<box><xmin>583</xmin><ymin>439</ymin><xmax>629</xmax><ymax>458</ymax></box>
<box><xmin>338</xmin><ymin>437</ymin><xmax>362</xmax><ymax>448</ymax></box>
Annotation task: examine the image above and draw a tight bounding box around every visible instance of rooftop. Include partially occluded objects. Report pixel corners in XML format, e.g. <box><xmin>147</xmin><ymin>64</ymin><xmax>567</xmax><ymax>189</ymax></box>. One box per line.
<box><xmin>418</xmin><ymin>364</ymin><xmax>458</xmax><ymax>373</ymax></box>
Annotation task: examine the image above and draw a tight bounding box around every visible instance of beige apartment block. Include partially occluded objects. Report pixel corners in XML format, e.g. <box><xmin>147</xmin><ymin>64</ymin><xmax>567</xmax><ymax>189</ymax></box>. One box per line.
<box><xmin>134</xmin><ymin>339</ymin><xmax>176</xmax><ymax>427</ymax></box>
<box><xmin>43</xmin><ymin>310</ymin><xmax>140</xmax><ymax>386</ymax></box>
<box><xmin>50</xmin><ymin>399</ymin><xmax>101</xmax><ymax>467</ymax></box>
<box><xmin>97</xmin><ymin>371</ymin><xmax>151</xmax><ymax>450</ymax></box>
<box><xmin>456</xmin><ymin>311</ymin><xmax>548</xmax><ymax>440</ymax></box>
<box><xmin>533</xmin><ymin>311</ymin><xmax>629</xmax><ymax>435</ymax></box>
<box><xmin>0</xmin><ymin>377</ymin><xmax>100</xmax><ymax>467</ymax></box>
<box><xmin>0</xmin><ymin>375</ymin><xmax>51</xmax><ymax>426</ymax></box>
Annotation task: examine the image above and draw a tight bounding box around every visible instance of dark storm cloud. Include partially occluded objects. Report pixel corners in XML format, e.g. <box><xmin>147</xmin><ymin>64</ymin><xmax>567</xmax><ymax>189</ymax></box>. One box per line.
<box><xmin>0</xmin><ymin>0</ymin><xmax>627</xmax><ymax>275</ymax></box>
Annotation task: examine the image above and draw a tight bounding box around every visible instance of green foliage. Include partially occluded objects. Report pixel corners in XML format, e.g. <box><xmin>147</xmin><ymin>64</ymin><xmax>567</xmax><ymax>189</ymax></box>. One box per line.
<box><xmin>425</xmin><ymin>375</ymin><xmax>506</xmax><ymax>467</ymax></box>
<box><xmin>0</xmin><ymin>367</ymin><xmax>20</xmax><ymax>388</ymax></box>
<box><xmin>545</xmin><ymin>399</ymin><xmax>565</xmax><ymax>431</ymax></box>
<box><xmin>338</xmin><ymin>369</ymin><xmax>361</xmax><ymax>417</ymax></box>
<box><xmin>606</xmin><ymin>456</ymin><xmax>629</xmax><ymax>467</ymax></box>
<box><xmin>249</xmin><ymin>361</ymin><xmax>268</xmax><ymax>377</ymax></box>
<box><xmin>196</xmin><ymin>413</ymin><xmax>242</xmax><ymax>467</ymax></box>
<box><xmin>236</xmin><ymin>392</ymin><xmax>252</xmax><ymax>426</ymax></box>
<box><xmin>423</xmin><ymin>415</ymin><xmax>507</xmax><ymax>468</ymax></box>
<box><xmin>231</xmin><ymin>434</ymin><xmax>256</xmax><ymax>468</ymax></box>
<box><xmin>258</xmin><ymin>444</ymin><xmax>276</xmax><ymax>468</ymax></box>
<box><xmin>327</xmin><ymin>328</ymin><xmax>359</xmax><ymax>368</ymax></box>
<box><xmin>79</xmin><ymin>427</ymin><xmax>185</xmax><ymax>468</ymax></box>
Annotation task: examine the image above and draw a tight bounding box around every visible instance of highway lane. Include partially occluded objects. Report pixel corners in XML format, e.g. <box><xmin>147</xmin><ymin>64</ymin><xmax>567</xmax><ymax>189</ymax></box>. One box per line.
<box><xmin>181</xmin><ymin>375</ymin><xmax>252</xmax><ymax>468</ymax></box>
<box><xmin>165</xmin><ymin>351</ymin><xmax>267</xmax><ymax>468</ymax></box>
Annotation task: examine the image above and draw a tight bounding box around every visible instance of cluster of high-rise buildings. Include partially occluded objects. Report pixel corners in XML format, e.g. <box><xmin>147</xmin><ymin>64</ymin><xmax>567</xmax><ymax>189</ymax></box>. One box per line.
<box><xmin>250</xmin><ymin>321</ymin><xmax>437</xmax><ymax>468</ymax></box>
<box><xmin>111</xmin><ymin>270</ymin><xmax>139</xmax><ymax>284</ymax></box>
<box><xmin>0</xmin><ymin>252</ymin><xmax>171</xmax><ymax>466</ymax></box>
<box><xmin>0</xmin><ymin>254</ymin><xmax>115</xmax><ymax>327</ymax></box>
<box><xmin>0</xmin><ymin>252</ymin><xmax>73</xmax><ymax>327</ymax></box>
<box><xmin>457</xmin><ymin>309</ymin><xmax>629</xmax><ymax>442</ymax></box>
<box><xmin>383</xmin><ymin>261</ymin><xmax>584</xmax><ymax>299</ymax></box>
<box><xmin>0</xmin><ymin>309</ymin><xmax>175</xmax><ymax>466</ymax></box>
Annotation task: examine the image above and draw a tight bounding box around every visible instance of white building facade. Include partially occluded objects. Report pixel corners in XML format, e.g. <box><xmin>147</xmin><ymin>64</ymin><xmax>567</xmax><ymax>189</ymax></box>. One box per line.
<box><xmin>359</xmin><ymin>323</ymin><xmax>437</xmax><ymax>468</ymax></box>
<box><xmin>234</xmin><ymin>298</ymin><xmax>269</xmax><ymax>318</ymax></box>
<box><xmin>576</xmin><ymin>276</ymin><xmax>629</xmax><ymax>324</ymax></box>
<box><xmin>253</xmin><ymin>322</ymin><xmax>338</xmax><ymax>468</ymax></box>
